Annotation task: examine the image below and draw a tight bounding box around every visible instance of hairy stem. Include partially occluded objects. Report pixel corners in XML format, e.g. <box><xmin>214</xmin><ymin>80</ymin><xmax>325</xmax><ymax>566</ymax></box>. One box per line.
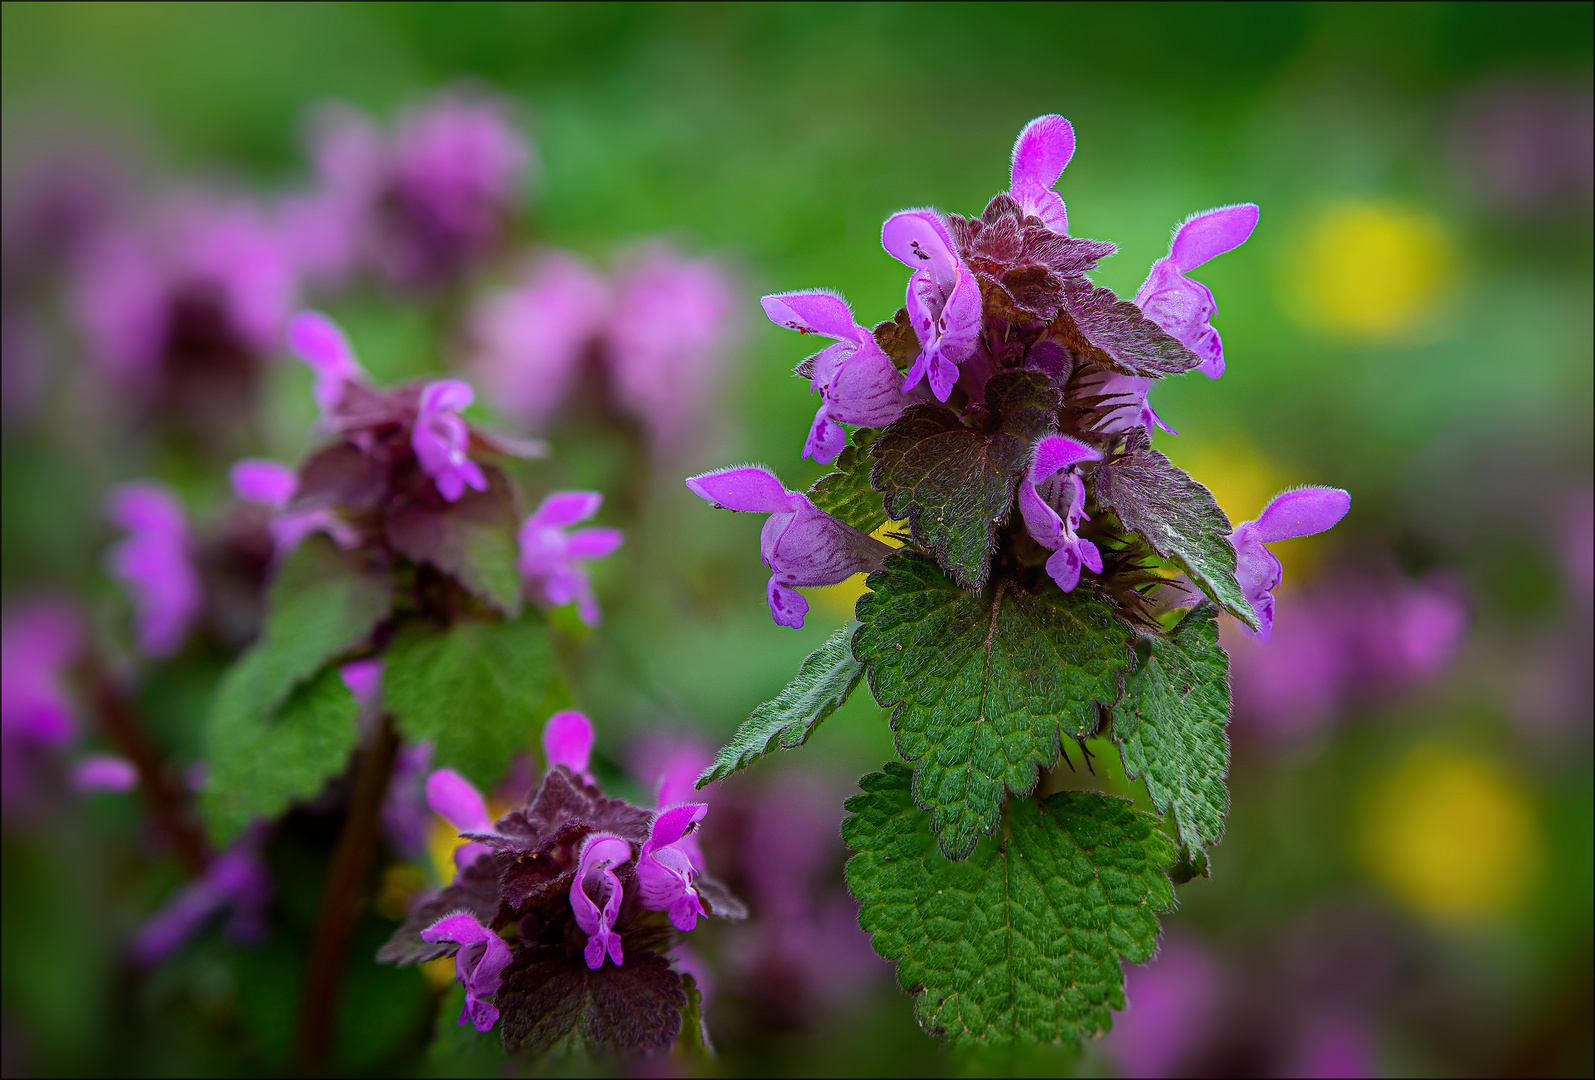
<box><xmin>85</xmin><ymin>656</ymin><xmax>210</xmax><ymax>875</ymax></box>
<box><xmin>295</xmin><ymin>713</ymin><xmax>398</xmax><ymax>1071</ymax></box>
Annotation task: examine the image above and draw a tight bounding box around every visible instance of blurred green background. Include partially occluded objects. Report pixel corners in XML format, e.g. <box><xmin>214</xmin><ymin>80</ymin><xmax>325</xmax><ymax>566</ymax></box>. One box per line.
<box><xmin>2</xmin><ymin>2</ymin><xmax>1590</xmax><ymax>1076</ymax></box>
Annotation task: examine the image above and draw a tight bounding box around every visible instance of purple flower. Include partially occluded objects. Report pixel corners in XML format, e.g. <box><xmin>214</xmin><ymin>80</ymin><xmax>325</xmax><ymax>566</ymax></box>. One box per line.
<box><xmin>1135</xmin><ymin>203</ymin><xmax>1259</xmax><ymax>380</ymax></box>
<box><xmin>287</xmin><ymin>310</ymin><xmax>366</xmax><ymax>420</ymax></box>
<box><xmin>339</xmin><ymin>658</ymin><xmax>384</xmax><ymax>710</ymax></box>
<box><xmin>132</xmin><ymin>837</ymin><xmax>272</xmax><ymax>966</ymax></box>
<box><xmin>381</xmin><ymin>739</ymin><xmax>432</xmax><ymax>859</ymax></box>
<box><xmin>542</xmin><ymin>709</ymin><xmax>594</xmax><ymax>777</ymax></box>
<box><xmin>607</xmin><ymin>246</ymin><xmax>737</xmax><ymax>453</ymax></box>
<box><xmin>1106</xmin><ymin>938</ymin><xmax>1223</xmax><ymax>1078</ymax></box>
<box><xmin>71</xmin><ymin>755</ymin><xmax>138</xmax><ymax>794</ymax></box>
<box><xmin>517</xmin><ymin>492</ymin><xmax>624</xmax><ymax>627</ymax></box>
<box><xmin>760</xmin><ymin>290</ymin><xmax>917</xmax><ymax>464</ymax></box>
<box><xmin>230</xmin><ymin>458</ymin><xmax>358</xmax><ymax>556</ymax></box>
<box><xmin>106</xmin><ymin>482</ymin><xmax>202</xmax><ymax>657</ymax></box>
<box><xmin>880</xmin><ymin>209</ymin><xmax>982</xmax><ymax>401</ymax></box>
<box><xmin>1007</xmin><ymin>114</ymin><xmax>1075</xmax><ymax>234</ymax></box>
<box><xmin>1076</xmin><ymin>368</ymin><xmax>1178</xmax><ymax>438</ymax></box>
<box><xmin>426</xmin><ymin>767</ymin><xmax>496</xmax><ymax>870</ymax></box>
<box><xmin>468</xmin><ymin>253</ymin><xmax>611</xmax><ymax>429</ymax></box>
<box><xmin>1019</xmin><ymin>435</ymin><xmax>1104</xmax><ymax>592</ymax></box>
<box><xmin>413</xmin><ymin>379</ymin><xmax>488</xmax><ymax>502</ymax></box>
<box><xmin>1</xmin><ymin>601</ymin><xmax>81</xmax><ymax>750</ymax></box>
<box><xmin>420</xmin><ymin>912</ymin><xmax>514</xmax><ymax>1032</ymax></box>
<box><xmin>1231</xmin><ymin>487</ymin><xmax>1352</xmax><ymax>638</ymax></box>
<box><xmin>685</xmin><ymin>466</ymin><xmax>893</xmax><ymax>629</ymax></box>
<box><xmin>638</xmin><ymin>803</ymin><xmax>709</xmax><ymax>931</ymax></box>
<box><xmin>570</xmin><ymin>833</ymin><xmax>632</xmax><ymax>970</ymax></box>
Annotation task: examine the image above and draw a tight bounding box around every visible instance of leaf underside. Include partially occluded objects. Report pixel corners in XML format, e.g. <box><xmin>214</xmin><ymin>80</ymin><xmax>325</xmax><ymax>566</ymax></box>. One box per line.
<box><xmin>853</xmin><ymin>553</ymin><xmax>1134</xmax><ymax>860</ymax></box>
<box><xmin>844</xmin><ymin>764</ymin><xmax>1175</xmax><ymax>1048</ymax></box>
<box><xmin>383</xmin><ymin>615</ymin><xmax>553</xmax><ymax>788</ymax></box>
<box><xmin>1113</xmin><ymin>605</ymin><xmax>1233</xmax><ymax>854</ymax></box>
<box><xmin>1092</xmin><ymin>442</ymin><xmax>1259</xmax><ymax>630</ymax></box>
<box><xmin>699</xmin><ymin>620</ymin><xmax>865</xmax><ymax>787</ymax></box>
<box><xmin>1048</xmin><ymin>280</ymin><xmax>1204</xmax><ymax>377</ymax></box>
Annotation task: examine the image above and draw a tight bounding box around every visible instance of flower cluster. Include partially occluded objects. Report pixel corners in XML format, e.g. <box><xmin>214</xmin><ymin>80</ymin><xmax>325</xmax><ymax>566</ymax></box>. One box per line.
<box><xmin>381</xmin><ymin>711</ymin><xmax>744</xmax><ymax>1053</ymax></box>
<box><xmin>691</xmin><ymin>114</ymin><xmax>1349</xmax><ymax>632</ymax></box>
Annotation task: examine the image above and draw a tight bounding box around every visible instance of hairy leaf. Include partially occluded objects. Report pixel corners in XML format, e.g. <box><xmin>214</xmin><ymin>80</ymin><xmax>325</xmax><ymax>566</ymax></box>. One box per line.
<box><xmin>844</xmin><ymin>764</ymin><xmax>1175</xmax><ymax>1048</ymax></box>
<box><xmin>202</xmin><ymin>664</ymin><xmax>359</xmax><ymax>845</ymax></box>
<box><xmin>807</xmin><ymin>432</ymin><xmax>886</xmax><ymax>534</ymax></box>
<box><xmin>1049</xmin><ymin>280</ymin><xmax>1202</xmax><ymax>377</ymax></box>
<box><xmin>377</xmin><ymin>853</ymin><xmax>504</xmax><ymax>965</ymax></box>
<box><xmin>698</xmin><ymin>621</ymin><xmax>865</xmax><ymax>786</ymax></box>
<box><xmin>253</xmin><ymin>535</ymin><xmax>393</xmax><ymax>718</ymax></box>
<box><xmin>1114</xmin><ymin>605</ymin><xmax>1232</xmax><ymax>854</ymax></box>
<box><xmin>497</xmin><ymin>946</ymin><xmax>684</xmax><ymax>1057</ymax></box>
<box><xmin>854</xmin><ymin>554</ymin><xmax>1134</xmax><ymax>859</ymax></box>
<box><xmin>386</xmin><ymin>465</ymin><xmax>523</xmax><ymax>616</ymax></box>
<box><xmin>383</xmin><ymin>615</ymin><xmax>553</xmax><ymax>788</ymax></box>
<box><xmin>1092</xmin><ymin>443</ymin><xmax>1259</xmax><ymax>629</ymax></box>
<box><xmin>871</xmin><ymin>370</ymin><xmax>1058</xmax><ymax>590</ymax></box>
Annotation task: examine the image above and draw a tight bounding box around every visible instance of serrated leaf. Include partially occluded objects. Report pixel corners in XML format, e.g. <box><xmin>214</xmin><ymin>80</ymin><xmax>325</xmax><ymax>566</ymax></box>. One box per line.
<box><xmin>843</xmin><ymin>764</ymin><xmax>1175</xmax><ymax>1048</ymax></box>
<box><xmin>1092</xmin><ymin>443</ymin><xmax>1259</xmax><ymax>630</ymax></box>
<box><xmin>254</xmin><ymin>535</ymin><xmax>394</xmax><ymax>718</ymax></box>
<box><xmin>383</xmin><ymin>615</ymin><xmax>552</xmax><ymax>788</ymax></box>
<box><xmin>1049</xmin><ymin>280</ymin><xmax>1203</xmax><ymax>376</ymax></box>
<box><xmin>698</xmin><ymin>620</ymin><xmax>865</xmax><ymax>787</ymax></box>
<box><xmin>202</xmin><ymin>663</ymin><xmax>359</xmax><ymax>844</ymax></box>
<box><xmin>386</xmin><ymin>465</ymin><xmax>523</xmax><ymax>616</ymax></box>
<box><xmin>497</xmin><ymin>946</ymin><xmax>684</xmax><ymax>1057</ymax></box>
<box><xmin>871</xmin><ymin>370</ymin><xmax>1058</xmax><ymax>590</ymax></box>
<box><xmin>1113</xmin><ymin>605</ymin><xmax>1232</xmax><ymax>855</ymax></box>
<box><xmin>807</xmin><ymin>432</ymin><xmax>886</xmax><ymax>533</ymax></box>
<box><xmin>854</xmin><ymin>554</ymin><xmax>1134</xmax><ymax>859</ymax></box>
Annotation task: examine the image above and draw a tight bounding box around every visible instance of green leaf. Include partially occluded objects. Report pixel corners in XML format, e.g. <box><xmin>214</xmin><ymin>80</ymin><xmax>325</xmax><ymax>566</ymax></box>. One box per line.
<box><xmin>871</xmin><ymin>370</ymin><xmax>1058</xmax><ymax>590</ymax></box>
<box><xmin>1092</xmin><ymin>443</ymin><xmax>1260</xmax><ymax>630</ymax></box>
<box><xmin>383</xmin><ymin>615</ymin><xmax>553</xmax><ymax>787</ymax></box>
<box><xmin>254</xmin><ymin>534</ymin><xmax>393</xmax><ymax>717</ymax></box>
<box><xmin>385</xmin><ymin>465</ymin><xmax>523</xmax><ymax>617</ymax></box>
<box><xmin>854</xmin><ymin>553</ymin><xmax>1134</xmax><ymax>859</ymax></box>
<box><xmin>843</xmin><ymin>764</ymin><xmax>1175</xmax><ymax>1048</ymax></box>
<box><xmin>807</xmin><ymin>431</ymin><xmax>886</xmax><ymax>534</ymax></box>
<box><xmin>1113</xmin><ymin>605</ymin><xmax>1232</xmax><ymax>855</ymax></box>
<box><xmin>202</xmin><ymin>663</ymin><xmax>359</xmax><ymax>844</ymax></box>
<box><xmin>697</xmin><ymin>620</ymin><xmax>865</xmax><ymax>787</ymax></box>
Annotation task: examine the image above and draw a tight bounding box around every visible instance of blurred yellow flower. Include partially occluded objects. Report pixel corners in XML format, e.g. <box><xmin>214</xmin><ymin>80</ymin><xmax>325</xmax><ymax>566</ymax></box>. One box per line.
<box><xmin>1357</xmin><ymin>743</ymin><xmax>1540</xmax><ymax>926</ymax></box>
<box><xmin>422</xmin><ymin>956</ymin><xmax>456</xmax><ymax>991</ymax></box>
<box><xmin>805</xmin><ymin>518</ymin><xmax>905</xmax><ymax>620</ymax></box>
<box><xmin>1285</xmin><ymin>202</ymin><xmax>1454</xmax><ymax>337</ymax></box>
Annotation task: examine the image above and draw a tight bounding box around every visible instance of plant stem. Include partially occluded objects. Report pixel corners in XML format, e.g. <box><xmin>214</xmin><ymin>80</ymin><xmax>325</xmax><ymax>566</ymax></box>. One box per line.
<box><xmin>295</xmin><ymin>713</ymin><xmax>398</xmax><ymax>1072</ymax></box>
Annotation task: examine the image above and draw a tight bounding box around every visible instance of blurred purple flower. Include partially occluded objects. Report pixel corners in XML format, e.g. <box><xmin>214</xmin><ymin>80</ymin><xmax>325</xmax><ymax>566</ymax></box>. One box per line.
<box><xmin>881</xmin><ymin>209</ymin><xmax>981</xmax><ymax>401</ymax></box>
<box><xmin>638</xmin><ymin>803</ymin><xmax>709</xmax><ymax>931</ymax></box>
<box><xmin>421</xmin><ymin>911</ymin><xmax>513</xmax><ymax>1033</ymax></box>
<box><xmin>105</xmin><ymin>482</ymin><xmax>202</xmax><ymax>657</ymax></box>
<box><xmin>1135</xmin><ymin>203</ymin><xmax>1259</xmax><ymax>379</ymax></box>
<box><xmin>287</xmin><ymin>310</ymin><xmax>367</xmax><ymax>421</ymax></box>
<box><xmin>413</xmin><ymin>379</ymin><xmax>488</xmax><ymax>502</ymax></box>
<box><xmin>686</xmin><ymin>465</ymin><xmax>893</xmax><ymax>628</ymax></box>
<box><xmin>542</xmin><ymin>710</ymin><xmax>594</xmax><ymax>779</ymax></box>
<box><xmin>230</xmin><ymin>458</ymin><xmax>358</xmax><ymax>557</ymax></box>
<box><xmin>468</xmin><ymin>253</ymin><xmax>610</xmax><ymax>429</ymax></box>
<box><xmin>1562</xmin><ymin>488</ymin><xmax>1593</xmax><ymax>600</ymax></box>
<box><xmin>1006</xmin><ymin>114</ymin><xmax>1075</xmax><ymax>233</ymax></box>
<box><xmin>71</xmin><ymin>755</ymin><xmax>138</xmax><ymax>794</ymax></box>
<box><xmin>426</xmin><ymin>767</ymin><xmax>495</xmax><ymax>871</ymax></box>
<box><xmin>1105</xmin><ymin>937</ymin><xmax>1223</xmax><ymax>1078</ymax></box>
<box><xmin>761</xmin><ymin>290</ymin><xmax>916</xmax><ymax>464</ymax></box>
<box><xmin>1288</xmin><ymin>1017</ymin><xmax>1377</xmax><ymax>1079</ymax></box>
<box><xmin>607</xmin><ymin>246</ymin><xmax>737</xmax><ymax>453</ymax></box>
<box><xmin>132</xmin><ymin>834</ymin><xmax>272</xmax><ymax>966</ymax></box>
<box><xmin>570</xmin><ymin>833</ymin><xmax>631</xmax><ymax>970</ymax></box>
<box><xmin>1019</xmin><ymin>434</ymin><xmax>1103</xmax><ymax>592</ymax></box>
<box><xmin>381</xmin><ymin>739</ymin><xmax>431</xmax><ymax>860</ymax></box>
<box><xmin>1230</xmin><ymin>487</ymin><xmax>1351</xmax><ymax>638</ymax></box>
<box><xmin>630</xmin><ymin>735</ymin><xmax>714</xmax><ymax>867</ymax></box>
<box><xmin>518</xmin><ymin>492</ymin><xmax>623</xmax><ymax>627</ymax></box>
<box><xmin>1</xmin><ymin>601</ymin><xmax>83</xmax><ymax>811</ymax></box>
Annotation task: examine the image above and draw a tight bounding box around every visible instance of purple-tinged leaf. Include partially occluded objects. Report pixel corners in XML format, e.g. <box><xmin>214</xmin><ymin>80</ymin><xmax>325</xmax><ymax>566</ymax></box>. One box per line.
<box><xmin>496</xmin><ymin>945</ymin><xmax>685</xmax><ymax>1057</ymax></box>
<box><xmin>1050</xmin><ymin>279</ymin><xmax>1204</xmax><ymax>377</ymax></box>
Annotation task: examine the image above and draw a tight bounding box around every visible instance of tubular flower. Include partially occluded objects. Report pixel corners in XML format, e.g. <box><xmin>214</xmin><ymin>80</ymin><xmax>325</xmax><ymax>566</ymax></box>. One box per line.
<box><xmin>287</xmin><ymin>310</ymin><xmax>366</xmax><ymax>421</ymax></box>
<box><xmin>881</xmin><ymin>210</ymin><xmax>982</xmax><ymax>401</ymax></box>
<box><xmin>426</xmin><ymin>768</ymin><xmax>495</xmax><ymax>871</ymax></box>
<box><xmin>105</xmin><ymin>482</ymin><xmax>202</xmax><ymax>657</ymax></box>
<box><xmin>413</xmin><ymin>379</ymin><xmax>488</xmax><ymax>502</ymax></box>
<box><xmin>420</xmin><ymin>912</ymin><xmax>513</xmax><ymax>1033</ymax></box>
<box><xmin>517</xmin><ymin>492</ymin><xmax>623</xmax><ymax>626</ymax></box>
<box><xmin>542</xmin><ymin>709</ymin><xmax>595</xmax><ymax>778</ymax></box>
<box><xmin>1007</xmin><ymin>114</ymin><xmax>1076</xmax><ymax>234</ymax></box>
<box><xmin>1135</xmin><ymin>204</ymin><xmax>1260</xmax><ymax>380</ymax></box>
<box><xmin>1231</xmin><ymin>487</ymin><xmax>1353</xmax><ymax>637</ymax></box>
<box><xmin>229</xmin><ymin>458</ymin><xmax>358</xmax><ymax>556</ymax></box>
<box><xmin>637</xmin><ymin>803</ymin><xmax>710</xmax><ymax>931</ymax></box>
<box><xmin>132</xmin><ymin>835</ymin><xmax>272</xmax><ymax>966</ymax></box>
<box><xmin>685</xmin><ymin>465</ymin><xmax>893</xmax><ymax>628</ymax></box>
<box><xmin>570</xmin><ymin>834</ymin><xmax>632</xmax><ymax>970</ymax></box>
<box><xmin>761</xmin><ymin>290</ymin><xmax>916</xmax><ymax>464</ymax></box>
<box><xmin>1019</xmin><ymin>435</ymin><xmax>1105</xmax><ymax>592</ymax></box>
